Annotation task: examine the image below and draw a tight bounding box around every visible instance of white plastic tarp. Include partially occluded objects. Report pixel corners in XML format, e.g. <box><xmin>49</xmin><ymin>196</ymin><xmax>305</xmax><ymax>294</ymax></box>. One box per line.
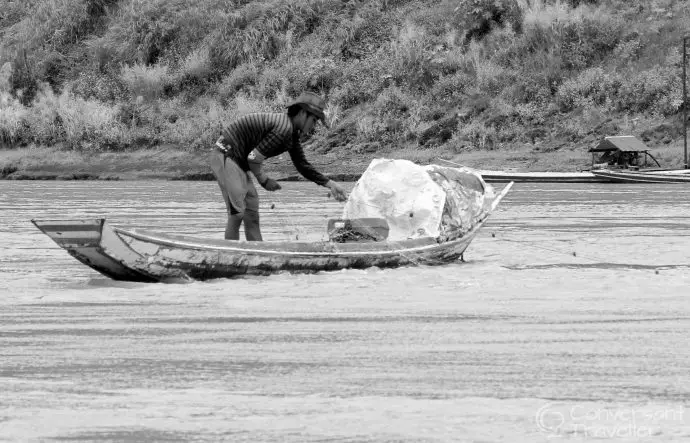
<box><xmin>342</xmin><ymin>159</ymin><xmax>494</xmax><ymax>241</ymax></box>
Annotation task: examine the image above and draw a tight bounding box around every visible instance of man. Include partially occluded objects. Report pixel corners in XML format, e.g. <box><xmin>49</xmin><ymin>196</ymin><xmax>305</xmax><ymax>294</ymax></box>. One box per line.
<box><xmin>210</xmin><ymin>91</ymin><xmax>348</xmax><ymax>241</ymax></box>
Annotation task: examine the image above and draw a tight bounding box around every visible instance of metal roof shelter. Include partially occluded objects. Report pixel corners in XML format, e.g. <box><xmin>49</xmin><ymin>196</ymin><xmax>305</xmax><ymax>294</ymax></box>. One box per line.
<box><xmin>588</xmin><ymin>135</ymin><xmax>660</xmax><ymax>169</ymax></box>
<box><xmin>588</xmin><ymin>135</ymin><xmax>650</xmax><ymax>153</ymax></box>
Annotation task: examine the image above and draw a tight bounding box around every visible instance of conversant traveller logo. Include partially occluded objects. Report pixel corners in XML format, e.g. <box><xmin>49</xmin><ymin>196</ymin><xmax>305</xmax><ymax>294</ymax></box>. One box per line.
<box><xmin>535</xmin><ymin>403</ymin><xmax>685</xmax><ymax>439</ymax></box>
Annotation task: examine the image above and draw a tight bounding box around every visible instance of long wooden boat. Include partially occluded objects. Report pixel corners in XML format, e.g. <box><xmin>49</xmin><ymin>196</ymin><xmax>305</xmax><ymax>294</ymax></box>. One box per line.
<box><xmin>31</xmin><ymin>183</ymin><xmax>513</xmax><ymax>282</ymax></box>
<box><xmin>433</xmin><ymin>160</ymin><xmax>609</xmax><ymax>183</ymax></box>
<box><xmin>591</xmin><ymin>169</ymin><xmax>690</xmax><ymax>183</ymax></box>
<box><xmin>478</xmin><ymin>170</ymin><xmax>609</xmax><ymax>183</ymax></box>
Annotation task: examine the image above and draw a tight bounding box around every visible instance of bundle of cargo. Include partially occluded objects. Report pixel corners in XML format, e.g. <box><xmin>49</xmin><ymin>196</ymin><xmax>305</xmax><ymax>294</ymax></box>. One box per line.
<box><xmin>337</xmin><ymin>159</ymin><xmax>496</xmax><ymax>242</ymax></box>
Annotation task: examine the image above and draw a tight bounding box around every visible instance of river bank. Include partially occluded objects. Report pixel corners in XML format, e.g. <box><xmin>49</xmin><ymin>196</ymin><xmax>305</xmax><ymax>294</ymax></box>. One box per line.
<box><xmin>0</xmin><ymin>145</ymin><xmax>682</xmax><ymax>181</ymax></box>
<box><xmin>0</xmin><ymin>142</ymin><xmax>684</xmax><ymax>182</ymax></box>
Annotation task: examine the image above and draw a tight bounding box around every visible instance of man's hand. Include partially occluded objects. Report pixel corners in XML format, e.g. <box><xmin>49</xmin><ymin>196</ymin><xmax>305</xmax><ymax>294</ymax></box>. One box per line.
<box><xmin>261</xmin><ymin>178</ymin><xmax>282</xmax><ymax>191</ymax></box>
<box><xmin>326</xmin><ymin>180</ymin><xmax>348</xmax><ymax>202</ymax></box>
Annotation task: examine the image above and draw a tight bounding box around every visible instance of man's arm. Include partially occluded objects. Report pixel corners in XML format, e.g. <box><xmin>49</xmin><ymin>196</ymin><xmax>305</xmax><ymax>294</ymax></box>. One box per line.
<box><xmin>288</xmin><ymin>145</ymin><xmax>330</xmax><ymax>186</ymax></box>
<box><xmin>247</xmin><ymin>125</ymin><xmax>290</xmax><ymax>189</ymax></box>
<box><xmin>247</xmin><ymin>149</ymin><xmax>269</xmax><ymax>185</ymax></box>
<box><xmin>289</xmin><ymin>146</ymin><xmax>347</xmax><ymax>201</ymax></box>
<box><xmin>247</xmin><ymin>149</ymin><xmax>281</xmax><ymax>191</ymax></box>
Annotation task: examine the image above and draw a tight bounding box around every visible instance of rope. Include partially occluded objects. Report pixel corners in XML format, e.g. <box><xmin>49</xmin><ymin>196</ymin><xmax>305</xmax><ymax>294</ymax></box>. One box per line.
<box><xmin>497</xmin><ymin>236</ymin><xmax>592</xmax><ymax>261</ymax></box>
<box><xmin>264</xmin><ymin>189</ymin><xmax>301</xmax><ymax>241</ymax></box>
<box><xmin>490</xmin><ymin>232</ymin><xmax>665</xmax><ymax>274</ymax></box>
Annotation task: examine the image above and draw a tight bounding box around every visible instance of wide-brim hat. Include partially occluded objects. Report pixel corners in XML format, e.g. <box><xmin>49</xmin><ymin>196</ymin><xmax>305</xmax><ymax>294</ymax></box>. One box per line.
<box><xmin>287</xmin><ymin>91</ymin><xmax>329</xmax><ymax>128</ymax></box>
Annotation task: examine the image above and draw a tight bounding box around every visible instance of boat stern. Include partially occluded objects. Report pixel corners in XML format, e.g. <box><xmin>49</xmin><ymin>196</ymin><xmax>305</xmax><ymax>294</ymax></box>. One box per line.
<box><xmin>32</xmin><ymin>218</ymin><xmax>106</xmax><ymax>248</ymax></box>
<box><xmin>31</xmin><ymin>218</ymin><xmax>158</xmax><ymax>283</ymax></box>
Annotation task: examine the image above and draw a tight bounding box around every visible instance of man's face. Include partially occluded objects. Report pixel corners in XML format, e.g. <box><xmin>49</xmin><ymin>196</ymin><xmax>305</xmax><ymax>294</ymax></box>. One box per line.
<box><xmin>299</xmin><ymin>110</ymin><xmax>319</xmax><ymax>137</ymax></box>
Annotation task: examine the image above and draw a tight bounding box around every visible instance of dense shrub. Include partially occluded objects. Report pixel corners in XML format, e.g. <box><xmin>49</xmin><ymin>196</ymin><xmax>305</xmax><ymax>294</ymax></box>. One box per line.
<box><xmin>1</xmin><ymin>0</ymin><xmax>112</xmax><ymax>54</ymax></box>
<box><xmin>260</xmin><ymin>57</ymin><xmax>339</xmax><ymax>100</ymax></box>
<box><xmin>456</xmin><ymin>119</ymin><xmax>499</xmax><ymax>150</ymax></box>
<box><xmin>38</xmin><ymin>51</ymin><xmax>70</xmax><ymax>90</ymax></box>
<box><xmin>566</xmin><ymin>0</ymin><xmax>599</xmax><ymax>7</ymax></box>
<box><xmin>451</xmin><ymin>0</ymin><xmax>523</xmax><ymax>43</ymax></box>
<box><xmin>329</xmin><ymin>55</ymin><xmax>391</xmax><ymax>108</ymax></box>
<box><xmin>555</xmin><ymin>67</ymin><xmax>619</xmax><ymax>111</ymax></box>
<box><xmin>389</xmin><ymin>21</ymin><xmax>439</xmax><ymax>90</ymax></box>
<box><xmin>430</xmin><ymin>71</ymin><xmax>473</xmax><ymax>103</ymax></box>
<box><xmin>208</xmin><ymin>1</ymin><xmax>331</xmax><ymax>72</ymax></box>
<box><xmin>615</xmin><ymin>65</ymin><xmax>681</xmax><ymax>116</ymax></box>
<box><xmin>7</xmin><ymin>50</ymin><xmax>40</xmax><ymax>106</ymax></box>
<box><xmin>0</xmin><ymin>0</ymin><xmax>118</xmax><ymax>91</ymax></box>
<box><xmin>556</xmin><ymin>49</ymin><xmax>681</xmax><ymax>116</ymax></box>
<box><xmin>217</xmin><ymin>63</ymin><xmax>260</xmax><ymax>100</ymax></box>
<box><xmin>70</xmin><ymin>71</ymin><xmax>128</xmax><ymax>103</ymax></box>
<box><xmin>327</xmin><ymin>1</ymin><xmax>396</xmax><ymax>60</ymax></box>
<box><xmin>503</xmin><ymin>70</ymin><xmax>557</xmax><ymax>106</ymax></box>
<box><xmin>90</xmin><ymin>0</ymin><xmax>185</xmax><ymax>65</ymax></box>
<box><xmin>559</xmin><ymin>15</ymin><xmax>624</xmax><ymax>71</ymax></box>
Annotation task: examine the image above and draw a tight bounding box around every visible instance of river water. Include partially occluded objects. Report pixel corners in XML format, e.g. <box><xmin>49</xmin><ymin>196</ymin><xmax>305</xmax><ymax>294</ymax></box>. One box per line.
<box><xmin>1</xmin><ymin>180</ymin><xmax>689</xmax><ymax>442</ymax></box>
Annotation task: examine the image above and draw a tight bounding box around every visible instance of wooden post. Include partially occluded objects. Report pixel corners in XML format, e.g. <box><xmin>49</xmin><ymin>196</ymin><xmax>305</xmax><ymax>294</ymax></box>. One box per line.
<box><xmin>683</xmin><ymin>36</ymin><xmax>690</xmax><ymax>169</ymax></box>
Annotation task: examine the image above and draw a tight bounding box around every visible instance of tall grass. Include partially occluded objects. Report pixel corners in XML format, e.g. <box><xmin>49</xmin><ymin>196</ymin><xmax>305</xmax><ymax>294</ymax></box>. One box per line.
<box><xmin>2</xmin><ymin>0</ymin><xmax>105</xmax><ymax>52</ymax></box>
<box><xmin>521</xmin><ymin>0</ymin><xmax>570</xmax><ymax>29</ymax></box>
<box><xmin>26</xmin><ymin>85</ymin><xmax>124</xmax><ymax>149</ymax></box>
<box><xmin>0</xmin><ymin>91</ymin><xmax>29</xmax><ymax>144</ymax></box>
<box><xmin>120</xmin><ymin>63</ymin><xmax>171</xmax><ymax>101</ymax></box>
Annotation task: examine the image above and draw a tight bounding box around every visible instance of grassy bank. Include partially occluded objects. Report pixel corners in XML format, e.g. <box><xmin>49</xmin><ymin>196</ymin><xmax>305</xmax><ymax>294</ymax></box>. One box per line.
<box><xmin>1</xmin><ymin>0</ymin><xmax>689</xmax><ymax>179</ymax></box>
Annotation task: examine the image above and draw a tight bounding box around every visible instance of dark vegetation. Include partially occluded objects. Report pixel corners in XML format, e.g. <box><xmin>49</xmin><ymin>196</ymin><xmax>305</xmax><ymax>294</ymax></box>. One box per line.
<box><xmin>0</xmin><ymin>0</ymin><xmax>688</xmax><ymax>164</ymax></box>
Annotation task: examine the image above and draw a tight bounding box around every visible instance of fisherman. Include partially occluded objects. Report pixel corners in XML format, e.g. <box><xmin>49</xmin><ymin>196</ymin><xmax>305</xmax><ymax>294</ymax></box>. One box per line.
<box><xmin>210</xmin><ymin>91</ymin><xmax>348</xmax><ymax>241</ymax></box>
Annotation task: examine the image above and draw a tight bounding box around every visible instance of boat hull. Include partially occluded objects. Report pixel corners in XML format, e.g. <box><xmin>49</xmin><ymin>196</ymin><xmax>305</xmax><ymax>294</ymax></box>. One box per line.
<box><xmin>592</xmin><ymin>169</ymin><xmax>690</xmax><ymax>183</ymax></box>
<box><xmin>32</xmin><ymin>219</ymin><xmax>482</xmax><ymax>282</ymax></box>
<box><xmin>116</xmin><ymin>226</ymin><xmax>480</xmax><ymax>281</ymax></box>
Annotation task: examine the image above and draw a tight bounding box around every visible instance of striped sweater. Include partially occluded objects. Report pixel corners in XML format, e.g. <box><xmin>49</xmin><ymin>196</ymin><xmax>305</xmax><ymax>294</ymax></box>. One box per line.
<box><xmin>219</xmin><ymin>112</ymin><xmax>329</xmax><ymax>186</ymax></box>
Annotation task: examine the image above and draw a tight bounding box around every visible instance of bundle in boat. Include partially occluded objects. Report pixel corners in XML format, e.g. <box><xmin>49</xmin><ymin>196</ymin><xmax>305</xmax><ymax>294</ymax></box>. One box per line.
<box><xmin>327</xmin><ymin>217</ymin><xmax>390</xmax><ymax>243</ymax></box>
<box><xmin>336</xmin><ymin>158</ymin><xmax>495</xmax><ymax>242</ymax></box>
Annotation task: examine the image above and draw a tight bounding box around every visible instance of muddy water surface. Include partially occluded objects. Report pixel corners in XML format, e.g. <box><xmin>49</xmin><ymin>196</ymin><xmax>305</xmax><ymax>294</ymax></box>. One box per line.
<box><xmin>1</xmin><ymin>180</ymin><xmax>689</xmax><ymax>442</ymax></box>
